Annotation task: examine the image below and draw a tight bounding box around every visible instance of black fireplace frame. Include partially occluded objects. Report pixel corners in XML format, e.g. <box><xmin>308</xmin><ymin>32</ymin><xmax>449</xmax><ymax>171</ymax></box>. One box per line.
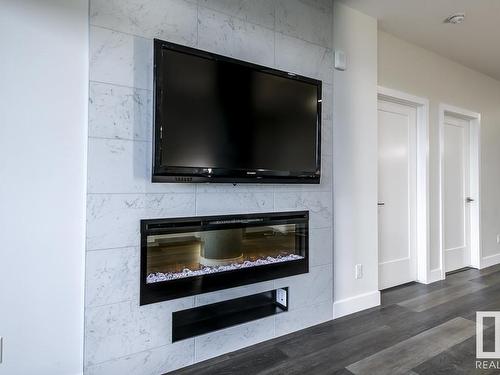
<box><xmin>140</xmin><ymin>211</ymin><xmax>309</xmax><ymax>305</ymax></box>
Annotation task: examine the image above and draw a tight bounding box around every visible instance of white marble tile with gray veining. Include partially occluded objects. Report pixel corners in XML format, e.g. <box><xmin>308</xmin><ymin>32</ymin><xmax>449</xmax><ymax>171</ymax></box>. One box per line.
<box><xmin>275</xmin><ymin>32</ymin><xmax>333</xmax><ymax>84</ymax></box>
<box><xmin>87</xmin><ymin>138</ymin><xmax>194</xmax><ymax>194</ymax></box>
<box><xmin>85</xmin><ymin>247</ymin><xmax>140</xmax><ymax>307</ymax></box>
<box><xmin>90</xmin><ymin>26</ymin><xmax>152</xmax><ymax>89</ymax></box>
<box><xmin>300</xmin><ymin>0</ymin><xmax>334</xmax><ymax>13</ymax></box>
<box><xmin>85</xmin><ymin>247</ymin><xmax>140</xmax><ymax>308</ymax></box>
<box><xmin>274</xmin><ymin>191</ymin><xmax>332</xmax><ymax>229</ymax></box>
<box><xmin>86</xmin><ymin>193</ymin><xmax>195</xmax><ymax>250</ymax></box>
<box><xmin>309</xmin><ymin>227</ymin><xmax>332</xmax><ymax>267</ymax></box>
<box><xmin>198</xmin><ymin>7</ymin><xmax>275</xmax><ymax>67</ymax></box>
<box><xmin>320</xmin><ymin>153</ymin><xmax>333</xmax><ymax>188</ymax></box>
<box><xmin>85</xmin><ymin>297</ymin><xmax>193</xmax><ymax>365</ymax></box>
<box><xmin>195</xmin><ymin>183</ymin><xmax>275</xmax><ymax>194</ymax></box>
<box><xmin>195</xmin><ymin>280</ymin><xmax>274</xmax><ymax>306</ymax></box>
<box><xmin>89</xmin><ymin>82</ymin><xmax>152</xmax><ymax>141</ymax></box>
<box><xmin>198</xmin><ymin>0</ymin><xmax>275</xmax><ymax>29</ymax></box>
<box><xmin>322</xmin><ymin>83</ymin><xmax>333</xmax><ymax>122</ymax></box>
<box><xmin>195</xmin><ymin>192</ymin><xmax>274</xmax><ymax>216</ymax></box>
<box><xmin>88</xmin><ymin>138</ymin><xmax>148</xmax><ymax>194</ymax></box>
<box><xmin>274</xmin><ymin>300</ymin><xmax>333</xmax><ymax>337</ymax></box>
<box><xmin>91</xmin><ymin>0</ymin><xmax>198</xmax><ymax>46</ymax></box>
<box><xmin>274</xmin><ymin>263</ymin><xmax>332</xmax><ymax>310</ymax></box>
<box><xmin>322</xmin><ymin>119</ymin><xmax>333</xmax><ymax>156</ymax></box>
<box><xmin>194</xmin><ymin>316</ymin><xmax>275</xmax><ymax>362</ymax></box>
<box><xmin>276</xmin><ymin>0</ymin><xmax>333</xmax><ymax>48</ymax></box>
<box><xmin>85</xmin><ymin>339</ymin><xmax>194</xmax><ymax>375</ymax></box>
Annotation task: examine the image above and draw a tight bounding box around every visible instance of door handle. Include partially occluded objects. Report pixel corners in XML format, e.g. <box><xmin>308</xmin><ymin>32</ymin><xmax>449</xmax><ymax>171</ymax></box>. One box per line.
<box><xmin>378</xmin><ymin>202</ymin><xmax>385</xmax><ymax>206</ymax></box>
<box><xmin>466</xmin><ymin>197</ymin><xmax>475</xmax><ymax>203</ymax></box>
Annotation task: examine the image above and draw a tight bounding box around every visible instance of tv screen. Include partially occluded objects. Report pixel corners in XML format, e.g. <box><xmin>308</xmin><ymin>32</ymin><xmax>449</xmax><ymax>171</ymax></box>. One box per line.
<box><xmin>153</xmin><ymin>39</ymin><xmax>322</xmax><ymax>183</ymax></box>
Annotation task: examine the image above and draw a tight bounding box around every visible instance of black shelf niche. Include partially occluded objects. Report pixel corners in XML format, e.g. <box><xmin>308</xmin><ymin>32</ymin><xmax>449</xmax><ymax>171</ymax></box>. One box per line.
<box><xmin>172</xmin><ymin>288</ymin><xmax>289</xmax><ymax>342</ymax></box>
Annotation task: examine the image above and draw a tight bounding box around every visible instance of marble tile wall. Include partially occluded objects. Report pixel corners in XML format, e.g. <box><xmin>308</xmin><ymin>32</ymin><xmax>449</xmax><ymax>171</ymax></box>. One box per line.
<box><xmin>86</xmin><ymin>0</ymin><xmax>334</xmax><ymax>373</ymax></box>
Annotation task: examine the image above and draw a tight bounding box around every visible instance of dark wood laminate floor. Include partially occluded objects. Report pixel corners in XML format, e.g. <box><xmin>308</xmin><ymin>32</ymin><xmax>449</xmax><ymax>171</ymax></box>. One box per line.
<box><xmin>169</xmin><ymin>264</ymin><xmax>500</xmax><ymax>375</ymax></box>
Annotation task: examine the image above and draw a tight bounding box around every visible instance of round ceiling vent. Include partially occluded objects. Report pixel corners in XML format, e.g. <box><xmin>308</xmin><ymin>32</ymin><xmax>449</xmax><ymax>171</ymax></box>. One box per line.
<box><xmin>444</xmin><ymin>13</ymin><xmax>465</xmax><ymax>24</ymax></box>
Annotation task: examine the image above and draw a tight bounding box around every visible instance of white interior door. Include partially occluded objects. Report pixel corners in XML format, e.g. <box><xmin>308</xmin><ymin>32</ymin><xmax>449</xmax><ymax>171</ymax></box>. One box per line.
<box><xmin>442</xmin><ymin>115</ymin><xmax>471</xmax><ymax>272</ymax></box>
<box><xmin>378</xmin><ymin>99</ymin><xmax>417</xmax><ymax>290</ymax></box>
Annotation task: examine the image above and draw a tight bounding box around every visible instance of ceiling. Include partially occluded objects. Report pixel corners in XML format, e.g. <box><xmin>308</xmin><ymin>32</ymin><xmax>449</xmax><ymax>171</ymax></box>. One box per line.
<box><xmin>338</xmin><ymin>0</ymin><xmax>500</xmax><ymax>81</ymax></box>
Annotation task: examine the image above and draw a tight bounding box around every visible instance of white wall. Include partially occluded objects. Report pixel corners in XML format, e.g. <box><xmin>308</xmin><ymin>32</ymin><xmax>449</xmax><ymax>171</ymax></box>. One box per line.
<box><xmin>379</xmin><ymin>31</ymin><xmax>500</xmax><ymax>274</ymax></box>
<box><xmin>0</xmin><ymin>1</ymin><xmax>88</xmax><ymax>374</ymax></box>
<box><xmin>332</xmin><ymin>2</ymin><xmax>380</xmax><ymax>317</ymax></box>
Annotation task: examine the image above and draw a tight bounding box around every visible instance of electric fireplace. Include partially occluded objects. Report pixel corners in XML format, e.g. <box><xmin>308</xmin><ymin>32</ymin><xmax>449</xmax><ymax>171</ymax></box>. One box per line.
<box><xmin>140</xmin><ymin>211</ymin><xmax>309</xmax><ymax>305</ymax></box>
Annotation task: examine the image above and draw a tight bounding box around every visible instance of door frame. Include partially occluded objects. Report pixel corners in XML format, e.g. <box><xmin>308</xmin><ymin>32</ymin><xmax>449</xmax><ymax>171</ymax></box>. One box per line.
<box><xmin>438</xmin><ymin>104</ymin><xmax>481</xmax><ymax>278</ymax></box>
<box><xmin>378</xmin><ymin>86</ymin><xmax>430</xmax><ymax>284</ymax></box>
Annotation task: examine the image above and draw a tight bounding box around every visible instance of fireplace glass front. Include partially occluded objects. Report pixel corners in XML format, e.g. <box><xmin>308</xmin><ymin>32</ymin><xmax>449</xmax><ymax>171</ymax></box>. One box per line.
<box><xmin>140</xmin><ymin>211</ymin><xmax>308</xmax><ymax>304</ymax></box>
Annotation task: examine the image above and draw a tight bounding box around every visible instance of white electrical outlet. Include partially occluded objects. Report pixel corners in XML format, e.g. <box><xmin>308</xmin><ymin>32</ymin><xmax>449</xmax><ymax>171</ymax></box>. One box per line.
<box><xmin>355</xmin><ymin>264</ymin><xmax>363</xmax><ymax>279</ymax></box>
<box><xmin>497</xmin><ymin>234</ymin><xmax>500</xmax><ymax>244</ymax></box>
<box><xmin>276</xmin><ymin>288</ymin><xmax>287</xmax><ymax>307</ymax></box>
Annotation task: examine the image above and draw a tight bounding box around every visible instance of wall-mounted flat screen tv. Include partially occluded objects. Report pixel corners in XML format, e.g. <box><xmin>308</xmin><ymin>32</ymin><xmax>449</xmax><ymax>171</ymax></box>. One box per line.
<box><xmin>153</xmin><ymin>39</ymin><xmax>322</xmax><ymax>183</ymax></box>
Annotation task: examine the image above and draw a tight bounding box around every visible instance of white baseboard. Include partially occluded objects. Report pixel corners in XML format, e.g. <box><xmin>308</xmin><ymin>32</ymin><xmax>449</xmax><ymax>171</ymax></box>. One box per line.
<box><xmin>481</xmin><ymin>253</ymin><xmax>500</xmax><ymax>269</ymax></box>
<box><xmin>333</xmin><ymin>290</ymin><xmax>380</xmax><ymax>319</ymax></box>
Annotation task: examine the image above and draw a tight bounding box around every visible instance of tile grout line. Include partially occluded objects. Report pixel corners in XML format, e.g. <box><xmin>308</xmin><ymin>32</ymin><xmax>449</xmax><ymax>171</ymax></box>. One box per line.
<box><xmin>88</xmin><ymin>135</ymin><xmax>150</xmax><ymax>142</ymax></box>
<box><xmin>273</xmin><ymin>0</ymin><xmax>277</xmax><ymax>68</ymax></box>
<box><xmin>85</xmin><ymin>341</ymin><xmax>181</xmax><ymax>369</ymax></box>
<box><xmin>85</xmin><ymin>298</ymin><xmax>135</xmax><ymax>310</ymax></box>
<box><xmin>85</xmin><ymin>244</ymin><xmax>138</xmax><ymax>253</ymax></box>
<box><xmin>197</xmin><ymin>3</ymin><xmax>333</xmax><ymax>50</ymax></box>
<box><xmin>89</xmin><ymin>10</ymin><xmax>333</xmax><ymax>53</ymax></box>
<box><xmin>86</xmin><ymin>191</ymin><xmax>195</xmax><ymax>196</ymax></box>
<box><xmin>90</xmin><ymin>78</ymin><xmax>333</xmax><ymax>93</ymax></box>
<box><xmin>89</xmin><ymin>79</ymin><xmax>152</xmax><ymax>92</ymax></box>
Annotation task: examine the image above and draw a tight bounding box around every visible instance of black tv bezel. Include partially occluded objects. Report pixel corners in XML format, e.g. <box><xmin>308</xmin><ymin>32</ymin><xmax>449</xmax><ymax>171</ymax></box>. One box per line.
<box><xmin>152</xmin><ymin>38</ymin><xmax>322</xmax><ymax>184</ymax></box>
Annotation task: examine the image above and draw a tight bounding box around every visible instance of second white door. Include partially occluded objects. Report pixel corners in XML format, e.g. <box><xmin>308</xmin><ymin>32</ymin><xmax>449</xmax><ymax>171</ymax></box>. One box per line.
<box><xmin>378</xmin><ymin>99</ymin><xmax>417</xmax><ymax>289</ymax></box>
<box><xmin>442</xmin><ymin>115</ymin><xmax>471</xmax><ymax>272</ymax></box>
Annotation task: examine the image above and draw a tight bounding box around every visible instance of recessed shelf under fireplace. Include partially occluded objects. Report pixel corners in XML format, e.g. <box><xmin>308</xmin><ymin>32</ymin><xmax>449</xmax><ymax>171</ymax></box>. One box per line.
<box><xmin>140</xmin><ymin>211</ymin><xmax>309</xmax><ymax>305</ymax></box>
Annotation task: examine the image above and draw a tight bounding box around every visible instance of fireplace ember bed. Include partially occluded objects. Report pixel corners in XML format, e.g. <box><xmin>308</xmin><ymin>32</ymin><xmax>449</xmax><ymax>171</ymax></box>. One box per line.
<box><xmin>140</xmin><ymin>211</ymin><xmax>309</xmax><ymax>305</ymax></box>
